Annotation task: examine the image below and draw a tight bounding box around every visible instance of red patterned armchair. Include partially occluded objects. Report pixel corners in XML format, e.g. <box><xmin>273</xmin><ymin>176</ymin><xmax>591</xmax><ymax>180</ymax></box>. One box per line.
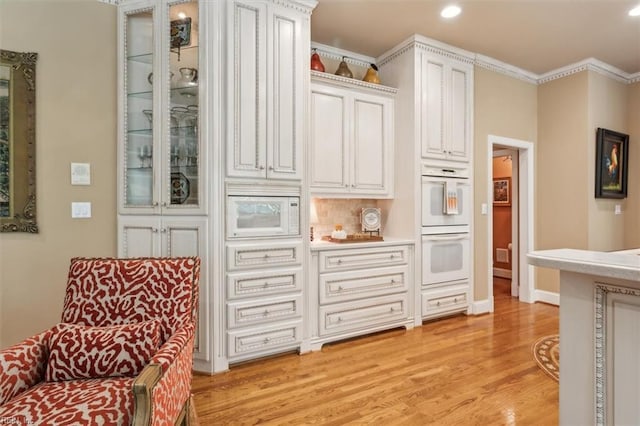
<box><xmin>0</xmin><ymin>257</ymin><xmax>200</xmax><ymax>425</ymax></box>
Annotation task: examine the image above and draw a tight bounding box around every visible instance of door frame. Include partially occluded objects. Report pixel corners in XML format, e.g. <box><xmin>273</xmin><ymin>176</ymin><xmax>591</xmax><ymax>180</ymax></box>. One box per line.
<box><xmin>487</xmin><ymin>135</ymin><xmax>535</xmax><ymax>309</ymax></box>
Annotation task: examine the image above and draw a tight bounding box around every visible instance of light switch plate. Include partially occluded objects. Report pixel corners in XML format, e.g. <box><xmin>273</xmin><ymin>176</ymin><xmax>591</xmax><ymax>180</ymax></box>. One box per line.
<box><xmin>481</xmin><ymin>203</ymin><xmax>488</xmax><ymax>215</ymax></box>
<box><xmin>71</xmin><ymin>163</ymin><xmax>91</xmax><ymax>185</ymax></box>
<box><xmin>71</xmin><ymin>202</ymin><xmax>91</xmax><ymax>218</ymax></box>
<box><xmin>615</xmin><ymin>204</ymin><xmax>622</xmax><ymax>215</ymax></box>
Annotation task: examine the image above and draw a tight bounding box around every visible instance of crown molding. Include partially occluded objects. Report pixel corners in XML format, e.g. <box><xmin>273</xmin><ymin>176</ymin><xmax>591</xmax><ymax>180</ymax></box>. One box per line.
<box><xmin>474</xmin><ymin>54</ymin><xmax>538</xmax><ymax>85</ymax></box>
<box><xmin>310</xmin><ymin>42</ymin><xmax>377</xmax><ymax>69</ymax></box>
<box><xmin>311</xmin><ymin>70</ymin><xmax>398</xmax><ymax>94</ymax></box>
<box><xmin>97</xmin><ymin>0</ymin><xmax>118</xmax><ymax>4</ymax></box>
<box><xmin>537</xmin><ymin>58</ymin><xmax>631</xmax><ymax>85</ymax></box>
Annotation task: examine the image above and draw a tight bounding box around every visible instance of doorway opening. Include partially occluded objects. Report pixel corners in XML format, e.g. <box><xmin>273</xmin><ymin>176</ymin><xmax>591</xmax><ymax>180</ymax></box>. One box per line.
<box><xmin>487</xmin><ymin>135</ymin><xmax>535</xmax><ymax>311</ymax></box>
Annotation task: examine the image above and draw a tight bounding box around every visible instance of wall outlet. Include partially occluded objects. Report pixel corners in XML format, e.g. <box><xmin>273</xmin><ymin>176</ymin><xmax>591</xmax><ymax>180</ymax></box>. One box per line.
<box><xmin>615</xmin><ymin>204</ymin><xmax>622</xmax><ymax>215</ymax></box>
<box><xmin>71</xmin><ymin>202</ymin><xmax>91</xmax><ymax>218</ymax></box>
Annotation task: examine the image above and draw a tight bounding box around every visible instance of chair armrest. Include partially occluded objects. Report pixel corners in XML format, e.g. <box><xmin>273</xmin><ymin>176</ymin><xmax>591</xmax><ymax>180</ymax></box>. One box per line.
<box><xmin>0</xmin><ymin>329</ymin><xmax>51</xmax><ymax>406</ymax></box>
<box><xmin>132</xmin><ymin>323</ymin><xmax>195</xmax><ymax>426</ymax></box>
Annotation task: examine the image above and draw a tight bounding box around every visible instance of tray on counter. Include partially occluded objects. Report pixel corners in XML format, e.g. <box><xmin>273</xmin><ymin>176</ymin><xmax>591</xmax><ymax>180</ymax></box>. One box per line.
<box><xmin>321</xmin><ymin>234</ymin><xmax>384</xmax><ymax>243</ymax></box>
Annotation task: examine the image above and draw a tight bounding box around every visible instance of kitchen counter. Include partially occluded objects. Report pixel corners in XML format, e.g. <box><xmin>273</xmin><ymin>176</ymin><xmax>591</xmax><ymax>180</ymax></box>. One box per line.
<box><xmin>310</xmin><ymin>237</ymin><xmax>415</xmax><ymax>251</ymax></box>
<box><xmin>527</xmin><ymin>248</ymin><xmax>640</xmax><ymax>426</ymax></box>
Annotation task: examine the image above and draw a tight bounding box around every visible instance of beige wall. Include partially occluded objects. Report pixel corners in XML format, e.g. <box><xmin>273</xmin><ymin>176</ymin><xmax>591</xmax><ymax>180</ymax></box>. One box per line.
<box><xmin>473</xmin><ymin>66</ymin><xmax>537</xmax><ymax>301</ymax></box>
<box><xmin>536</xmin><ymin>71</ymin><xmax>589</xmax><ymax>292</ymax></box>
<box><xmin>587</xmin><ymin>71</ymin><xmax>628</xmax><ymax>251</ymax></box>
<box><xmin>625</xmin><ymin>82</ymin><xmax>640</xmax><ymax>248</ymax></box>
<box><xmin>0</xmin><ymin>0</ymin><xmax>117</xmax><ymax>348</ymax></box>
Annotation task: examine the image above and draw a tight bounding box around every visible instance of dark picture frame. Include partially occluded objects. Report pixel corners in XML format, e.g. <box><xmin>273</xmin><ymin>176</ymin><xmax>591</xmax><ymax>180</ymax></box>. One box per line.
<box><xmin>170</xmin><ymin>17</ymin><xmax>191</xmax><ymax>48</ymax></box>
<box><xmin>595</xmin><ymin>128</ymin><xmax>629</xmax><ymax>199</ymax></box>
<box><xmin>493</xmin><ymin>177</ymin><xmax>511</xmax><ymax>206</ymax></box>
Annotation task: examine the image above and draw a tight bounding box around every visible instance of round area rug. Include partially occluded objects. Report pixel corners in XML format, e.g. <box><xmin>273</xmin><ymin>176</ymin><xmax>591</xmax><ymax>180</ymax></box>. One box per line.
<box><xmin>533</xmin><ymin>334</ymin><xmax>559</xmax><ymax>382</ymax></box>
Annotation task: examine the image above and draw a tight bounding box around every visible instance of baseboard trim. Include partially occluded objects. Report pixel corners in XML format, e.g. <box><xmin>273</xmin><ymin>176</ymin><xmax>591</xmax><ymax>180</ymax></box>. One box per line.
<box><xmin>534</xmin><ymin>289</ymin><xmax>559</xmax><ymax>306</ymax></box>
<box><xmin>470</xmin><ymin>299</ymin><xmax>492</xmax><ymax>315</ymax></box>
<box><xmin>493</xmin><ymin>267</ymin><xmax>512</xmax><ymax>279</ymax></box>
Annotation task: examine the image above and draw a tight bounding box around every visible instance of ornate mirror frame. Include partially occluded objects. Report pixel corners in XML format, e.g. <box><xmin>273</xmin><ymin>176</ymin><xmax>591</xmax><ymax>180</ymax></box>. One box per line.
<box><xmin>0</xmin><ymin>49</ymin><xmax>38</xmax><ymax>233</ymax></box>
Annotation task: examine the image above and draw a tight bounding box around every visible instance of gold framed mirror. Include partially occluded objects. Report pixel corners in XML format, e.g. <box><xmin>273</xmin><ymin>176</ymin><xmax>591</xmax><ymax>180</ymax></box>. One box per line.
<box><xmin>1</xmin><ymin>49</ymin><xmax>38</xmax><ymax>233</ymax></box>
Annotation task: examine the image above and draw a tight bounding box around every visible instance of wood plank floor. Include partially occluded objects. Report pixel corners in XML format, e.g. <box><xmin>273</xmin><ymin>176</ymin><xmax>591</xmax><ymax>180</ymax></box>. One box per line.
<box><xmin>192</xmin><ymin>282</ymin><xmax>558</xmax><ymax>425</ymax></box>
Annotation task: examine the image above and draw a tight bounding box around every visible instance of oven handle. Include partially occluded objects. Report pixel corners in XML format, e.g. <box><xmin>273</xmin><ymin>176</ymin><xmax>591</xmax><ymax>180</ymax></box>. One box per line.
<box><xmin>423</xmin><ymin>234</ymin><xmax>468</xmax><ymax>241</ymax></box>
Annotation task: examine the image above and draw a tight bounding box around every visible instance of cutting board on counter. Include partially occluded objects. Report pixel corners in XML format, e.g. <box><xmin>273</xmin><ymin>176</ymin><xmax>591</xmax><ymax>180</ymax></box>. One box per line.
<box><xmin>321</xmin><ymin>235</ymin><xmax>384</xmax><ymax>243</ymax></box>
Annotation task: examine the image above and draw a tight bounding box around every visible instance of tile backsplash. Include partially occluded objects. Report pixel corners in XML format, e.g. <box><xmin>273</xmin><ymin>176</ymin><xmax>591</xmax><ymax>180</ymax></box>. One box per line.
<box><xmin>311</xmin><ymin>198</ymin><xmax>381</xmax><ymax>237</ymax></box>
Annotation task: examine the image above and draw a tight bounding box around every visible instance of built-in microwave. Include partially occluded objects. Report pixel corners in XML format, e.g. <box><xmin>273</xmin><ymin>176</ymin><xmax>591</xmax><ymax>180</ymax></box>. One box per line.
<box><xmin>227</xmin><ymin>196</ymin><xmax>300</xmax><ymax>238</ymax></box>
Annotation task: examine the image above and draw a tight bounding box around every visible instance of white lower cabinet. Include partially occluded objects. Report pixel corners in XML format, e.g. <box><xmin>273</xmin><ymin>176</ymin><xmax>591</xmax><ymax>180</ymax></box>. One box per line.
<box><xmin>225</xmin><ymin>239</ymin><xmax>303</xmax><ymax>363</ymax></box>
<box><xmin>421</xmin><ymin>281</ymin><xmax>469</xmax><ymax>319</ymax></box>
<box><xmin>309</xmin><ymin>242</ymin><xmax>414</xmax><ymax>350</ymax></box>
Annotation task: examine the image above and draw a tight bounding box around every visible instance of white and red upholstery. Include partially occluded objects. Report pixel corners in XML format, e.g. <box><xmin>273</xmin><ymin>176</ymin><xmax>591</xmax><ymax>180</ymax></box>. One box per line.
<box><xmin>0</xmin><ymin>257</ymin><xmax>200</xmax><ymax>426</ymax></box>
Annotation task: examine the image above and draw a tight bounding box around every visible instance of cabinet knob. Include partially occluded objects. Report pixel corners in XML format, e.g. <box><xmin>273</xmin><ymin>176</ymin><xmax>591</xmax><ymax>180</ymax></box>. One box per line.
<box><xmin>264</xmin><ymin>254</ymin><xmax>269</xmax><ymax>259</ymax></box>
<box><xmin>259</xmin><ymin>165</ymin><xmax>265</xmax><ymax>170</ymax></box>
<box><xmin>263</xmin><ymin>282</ymin><xmax>269</xmax><ymax>288</ymax></box>
<box><xmin>263</xmin><ymin>337</ymin><xmax>271</xmax><ymax>344</ymax></box>
<box><xmin>390</xmin><ymin>279</ymin><xmax>395</xmax><ymax>284</ymax></box>
<box><xmin>436</xmin><ymin>301</ymin><xmax>441</xmax><ymax>306</ymax></box>
<box><xmin>337</xmin><ymin>317</ymin><xmax>343</xmax><ymax>322</ymax></box>
<box><xmin>152</xmin><ymin>201</ymin><xmax>159</xmax><ymax>207</ymax></box>
<box><xmin>152</xmin><ymin>228</ymin><xmax>158</xmax><ymax>233</ymax></box>
<box><xmin>453</xmin><ymin>297</ymin><xmax>458</xmax><ymax>303</ymax></box>
<box><xmin>337</xmin><ymin>259</ymin><xmax>342</xmax><ymax>264</ymax></box>
<box><xmin>160</xmin><ymin>228</ymin><xmax>167</xmax><ymax>233</ymax></box>
<box><xmin>338</xmin><ymin>285</ymin><xmax>343</xmax><ymax>291</ymax></box>
<box><xmin>390</xmin><ymin>307</ymin><xmax>395</xmax><ymax>312</ymax></box>
<box><xmin>161</xmin><ymin>201</ymin><xmax>168</xmax><ymax>207</ymax></box>
<box><xmin>268</xmin><ymin>166</ymin><xmax>274</xmax><ymax>171</ymax></box>
<box><xmin>351</xmin><ymin>184</ymin><xmax>355</xmax><ymax>188</ymax></box>
<box><xmin>263</xmin><ymin>310</ymin><xmax>269</xmax><ymax>316</ymax></box>
<box><xmin>390</xmin><ymin>254</ymin><xmax>395</xmax><ymax>259</ymax></box>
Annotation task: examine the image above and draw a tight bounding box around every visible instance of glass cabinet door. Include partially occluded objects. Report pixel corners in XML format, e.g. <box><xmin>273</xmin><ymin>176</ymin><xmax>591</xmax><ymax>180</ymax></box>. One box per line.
<box><xmin>167</xmin><ymin>1</ymin><xmax>199</xmax><ymax>208</ymax></box>
<box><xmin>124</xmin><ymin>8</ymin><xmax>155</xmax><ymax>208</ymax></box>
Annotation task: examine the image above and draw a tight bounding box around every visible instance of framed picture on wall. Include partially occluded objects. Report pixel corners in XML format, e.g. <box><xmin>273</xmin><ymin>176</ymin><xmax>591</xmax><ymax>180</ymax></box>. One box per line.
<box><xmin>493</xmin><ymin>177</ymin><xmax>511</xmax><ymax>206</ymax></box>
<box><xmin>595</xmin><ymin>127</ymin><xmax>629</xmax><ymax>199</ymax></box>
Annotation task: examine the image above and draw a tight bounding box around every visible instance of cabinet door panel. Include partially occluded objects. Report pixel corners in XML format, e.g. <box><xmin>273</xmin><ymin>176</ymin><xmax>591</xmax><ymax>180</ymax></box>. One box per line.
<box><xmin>118</xmin><ymin>216</ymin><xmax>161</xmax><ymax>258</ymax></box>
<box><xmin>448</xmin><ymin>66</ymin><xmax>470</xmax><ymax>161</ymax></box>
<box><xmin>352</xmin><ymin>96</ymin><xmax>390</xmax><ymax>194</ymax></box>
<box><xmin>162</xmin><ymin>217</ymin><xmax>207</xmax><ymax>258</ymax></box>
<box><xmin>267</xmin><ymin>9</ymin><xmax>302</xmax><ymax>180</ymax></box>
<box><xmin>420</xmin><ymin>55</ymin><xmax>445</xmax><ymax>159</ymax></box>
<box><xmin>309</xmin><ymin>87</ymin><xmax>348</xmax><ymax>192</ymax></box>
<box><xmin>228</xmin><ymin>1</ymin><xmax>267</xmax><ymax>178</ymax></box>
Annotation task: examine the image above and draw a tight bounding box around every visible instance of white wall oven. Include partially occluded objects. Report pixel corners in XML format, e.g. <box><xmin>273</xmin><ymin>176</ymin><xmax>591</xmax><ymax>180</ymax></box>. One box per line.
<box><xmin>421</xmin><ymin>165</ymin><xmax>470</xmax><ymax>231</ymax></box>
<box><xmin>227</xmin><ymin>196</ymin><xmax>300</xmax><ymax>238</ymax></box>
<box><xmin>421</xmin><ymin>232</ymin><xmax>470</xmax><ymax>285</ymax></box>
<box><xmin>421</xmin><ymin>164</ymin><xmax>470</xmax><ymax>287</ymax></box>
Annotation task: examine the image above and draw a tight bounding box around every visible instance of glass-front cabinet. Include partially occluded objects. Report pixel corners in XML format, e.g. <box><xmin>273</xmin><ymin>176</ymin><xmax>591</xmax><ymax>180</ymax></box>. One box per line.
<box><xmin>119</xmin><ymin>0</ymin><xmax>202</xmax><ymax>214</ymax></box>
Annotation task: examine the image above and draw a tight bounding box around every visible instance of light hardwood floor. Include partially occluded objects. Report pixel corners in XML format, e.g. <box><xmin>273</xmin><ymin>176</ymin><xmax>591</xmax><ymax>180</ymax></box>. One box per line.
<box><xmin>192</xmin><ymin>283</ymin><xmax>558</xmax><ymax>425</ymax></box>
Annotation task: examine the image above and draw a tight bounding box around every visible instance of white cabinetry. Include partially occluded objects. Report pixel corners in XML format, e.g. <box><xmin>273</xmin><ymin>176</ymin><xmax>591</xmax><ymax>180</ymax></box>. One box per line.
<box><xmin>117</xmin><ymin>0</ymin><xmax>211</xmax><ymax>367</ymax></box>
<box><xmin>309</xmin><ymin>242</ymin><xmax>414</xmax><ymax>350</ymax></box>
<box><xmin>419</xmin><ymin>53</ymin><xmax>472</xmax><ymax>162</ymax></box>
<box><xmin>310</xmin><ymin>72</ymin><xmax>396</xmax><ymax>198</ymax></box>
<box><xmin>225</xmin><ymin>240</ymin><xmax>304</xmax><ymax>362</ymax></box>
<box><xmin>226</xmin><ymin>0</ymin><xmax>306</xmax><ymax>181</ymax></box>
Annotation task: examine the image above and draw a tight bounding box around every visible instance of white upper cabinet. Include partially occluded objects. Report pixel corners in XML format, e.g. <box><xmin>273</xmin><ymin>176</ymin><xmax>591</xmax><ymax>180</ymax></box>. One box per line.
<box><xmin>118</xmin><ymin>0</ymin><xmax>205</xmax><ymax>215</ymax></box>
<box><xmin>227</xmin><ymin>0</ymin><xmax>306</xmax><ymax>181</ymax></box>
<box><xmin>310</xmin><ymin>73</ymin><xmax>396</xmax><ymax>198</ymax></box>
<box><xmin>419</xmin><ymin>52</ymin><xmax>473</xmax><ymax>162</ymax></box>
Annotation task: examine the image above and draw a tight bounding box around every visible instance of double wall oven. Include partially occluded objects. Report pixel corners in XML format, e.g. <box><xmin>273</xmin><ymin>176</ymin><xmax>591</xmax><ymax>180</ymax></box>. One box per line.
<box><xmin>421</xmin><ymin>164</ymin><xmax>470</xmax><ymax>311</ymax></box>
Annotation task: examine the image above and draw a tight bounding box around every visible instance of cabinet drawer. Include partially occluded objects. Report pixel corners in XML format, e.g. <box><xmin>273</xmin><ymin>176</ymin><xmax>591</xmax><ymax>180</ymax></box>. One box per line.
<box><xmin>226</xmin><ymin>267</ymin><xmax>302</xmax><ymax>299</ymax></box>
<box><xmin>227</xmin><ymin>321</ymin><xmax>302</xmax><ymax>358</ymax></box>
<box><xmin>227</xmin><ymin>240</ymin><xmax>303</xmax><ymax>270</ymax></box>
<box><xmin>227</xmin><ymin>294</ymin><xmax>302</xmax><ymax>329</ymax></box>
<box><xmin>319</xmin><ymin>245</ymin><xmax>409</xmax><ymax>273</ymax></box>
<box><xmin>319</xmin><ymin>265</ymin><xmax>409</xmax><ymax>304</ymax></box>
<box><xmin>319</xmin><ymin>294</ymin><xmax>409</xmax><ymax>336</ymax></box>
<box><xmin>421</xmin><ymin>282</ymin><xmax>469</xmax><ymax>318</ymax></box>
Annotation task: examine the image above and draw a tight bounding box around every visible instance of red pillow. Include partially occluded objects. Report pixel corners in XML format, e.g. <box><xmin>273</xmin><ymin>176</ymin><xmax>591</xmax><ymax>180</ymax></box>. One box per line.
<box><xmin>45</xmin><ymin>321</ymin><xmax>161</xmax><ymax>381</ymax></box>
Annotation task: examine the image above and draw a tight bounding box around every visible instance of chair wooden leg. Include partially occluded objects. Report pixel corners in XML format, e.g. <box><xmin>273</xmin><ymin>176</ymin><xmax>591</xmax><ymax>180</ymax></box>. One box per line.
<box><xmin>186</xmin><ymin>394</ymin><xmax>199</xmax><ymax>426</ymax></box>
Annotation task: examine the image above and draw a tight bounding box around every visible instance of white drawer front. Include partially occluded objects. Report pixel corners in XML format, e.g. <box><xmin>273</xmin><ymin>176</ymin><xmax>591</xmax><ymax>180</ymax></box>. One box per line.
<box><xmin>319</xmin><ymin>245</ymin><xmax>409</xmax><ymax>273</ymax></box>
<box><xmin>319</xmin><ymin>265</ymin><xmax>409</xmax><ymax>304</ymax></box>
<box><xmin>421</xmin><ymin>282</ymin><xmax>469</xmax><ymax>317</ymax></box>
<box><xmin>227</xmin><ymin>321</ymin><xmax>302</xmax><ymax>358</ymax></box>
<box><xmin>227</xmin><ymin>240</ymin><xmax>303</xmax><ymax>270</ymax></box>
<box><xmin>226</xmin><ymin>267</ymin><xmax>302</xmax><ymax>299</ymax></box>
<box><xmin>319</xmin><ymin>294</ymin><xmax>409</xmax><ymax>336</ymax></box>
<box><xmin>227</xmin><ymin>294</ymin><xmax>302</xmax><ymax>329</ymax></box>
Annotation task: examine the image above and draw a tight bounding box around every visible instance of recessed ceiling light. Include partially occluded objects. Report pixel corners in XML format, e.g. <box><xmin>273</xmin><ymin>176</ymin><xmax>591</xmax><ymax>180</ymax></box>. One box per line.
<box><xmin>629</xmin><ymin>5</ymin><xmax>640</xmax><ymax>16</ymax></box>
<box><xmin>441</xmin><ymin>5</ymin><xmax>461</xmax><ymax>18</ymax></box>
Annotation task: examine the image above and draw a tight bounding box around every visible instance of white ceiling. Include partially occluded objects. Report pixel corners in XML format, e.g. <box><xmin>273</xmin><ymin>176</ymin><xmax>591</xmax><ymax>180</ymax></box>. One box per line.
<box><xmin>310</xmin><ymin>0</ymin><xmax>640</xmax><ymax>75</ymax></box>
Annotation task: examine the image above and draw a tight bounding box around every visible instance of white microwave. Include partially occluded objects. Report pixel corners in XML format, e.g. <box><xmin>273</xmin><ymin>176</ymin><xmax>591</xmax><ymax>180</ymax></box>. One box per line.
<box><xmin>227</xmin><ymin>196</ymin><xmax>300</xmax><ymax>238</ymax></box>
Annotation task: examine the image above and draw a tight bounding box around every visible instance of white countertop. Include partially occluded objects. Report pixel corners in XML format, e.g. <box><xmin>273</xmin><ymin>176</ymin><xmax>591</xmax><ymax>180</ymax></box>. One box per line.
<box><xmin>527</xmin><ymin>248</ymin><xmax>640</xmax><ymax>282</ymax></box>
<box><xmin>310</xmin><ymin>237</ymin><xmax>415</xmax><ymax>251</ymax></box>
